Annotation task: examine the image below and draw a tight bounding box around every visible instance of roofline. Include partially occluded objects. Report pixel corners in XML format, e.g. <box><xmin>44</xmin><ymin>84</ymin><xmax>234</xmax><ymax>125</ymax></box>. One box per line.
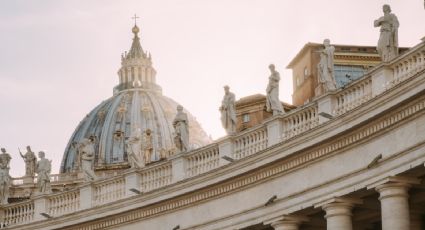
<box><xmin>286</xmin><ymin>42</ymin><xmax>403</xmax><ymax>69</ymax></box>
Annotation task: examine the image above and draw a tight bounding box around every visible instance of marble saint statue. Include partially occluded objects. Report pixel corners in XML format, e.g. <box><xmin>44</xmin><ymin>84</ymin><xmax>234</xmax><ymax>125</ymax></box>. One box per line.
<box><xmin>220</xmin><ymin>85</ymin><xmax>237</xmax><ymax>134</ymax></box>
<box><xmin>19</xmin><ymin>146</ymin><xmax>37</xmax><ymax>177</ymax></box>
<box><xmin>173</xmin><ymin>105</ymin><xmax>190</xmax><ymax>153</ymax></box>
<box><xmin>142</xmin><ymin>129</ymin><xmax>154</xmax><ymax>165</ymax></box>
<box><xmin>36</xmin><ymin>151</ymin><xmax>52</xmax><ymax>194</ymax></box>
<box><xmin>126</xmin><ymin>130</ymin><xmax>143</xmax><ymax>168</ymax></box>
<box><xmin>266</xmin><ymin>64</ymin><xmax>285</xmax><ymax>115</ymax></box>
<box><xmin>78</xmin><ymin>138</ymin><xmax>98</xmax><ymax>181</ymax></box>
<box><xmin>318</xmin><ymin>39</ymin><xmax>337</xmax><ymax>92</ymax></box>
<box><xmin>0</xmin><ymin>148</ymin><xmax>11</xmax><ymax>204</ymax></box>
<box><xmin>374</xmin><ymin>4</ymin><xmax>399</xmax><ymax>62</ymax></box>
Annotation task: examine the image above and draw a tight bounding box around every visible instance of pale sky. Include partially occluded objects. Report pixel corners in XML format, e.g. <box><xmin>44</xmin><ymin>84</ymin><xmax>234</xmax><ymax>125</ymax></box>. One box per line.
<box><xmin>1</xmin><ymin>0</ymin><xmax>424</xmax><ymax>176</ymax></box>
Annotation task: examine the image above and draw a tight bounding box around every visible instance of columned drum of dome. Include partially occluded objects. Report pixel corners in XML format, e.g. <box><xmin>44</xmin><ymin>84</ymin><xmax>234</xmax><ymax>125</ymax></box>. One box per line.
<box><xmin>60</xmin><ymin>23</ymin><xmax>211</xmax><ymax>173</ymax></box>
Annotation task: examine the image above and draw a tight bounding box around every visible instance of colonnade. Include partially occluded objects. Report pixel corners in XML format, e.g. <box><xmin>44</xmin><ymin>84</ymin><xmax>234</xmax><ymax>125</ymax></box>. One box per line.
<box><xmin>264</xmin><ymin>177</ymin><xmax>423</xmax><ymax>230</ymax></box>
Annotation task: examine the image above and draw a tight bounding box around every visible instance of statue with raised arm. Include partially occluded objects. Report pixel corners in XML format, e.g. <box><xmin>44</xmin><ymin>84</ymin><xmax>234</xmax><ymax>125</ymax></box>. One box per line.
<box><xmin>173</xmin><ymin>105</ymin><xmax>190</xmax><ymax>153</ymax></box>
<box><xmin>19</xmin><ymin>146</ymin><xmax>37</xmax><ymax>177</ymax></box>
<box><xmin>318</xmin><ymin>39</ymin><xmax>337</xmax><ymax>92</ymax></box>
<box><xmin>0</xmin><ymin>148</ymin><xmax>11</xmax><ymax>204</ymax></box>
<box><xmin>142</xmin><ymin>129</ymin><xmax>154</xmax><ymax>165</ymax></box>
<box><xmin>266</xmin><ymin>64</ymin><xmax>285</xmax><ymax>115</ymax></box>
<box><xmin>220</xmin><ymin>85</ymin><xmax>237</xmax><ymax>134</ymax></box>
<box><xmin>36</xmin><ymin>151</ymin><xmax>52</xmax><ymax>194</ymax></box>
<box><xmin>374</xmin><ymin>4</ymin><xmax>399</xmax><ymax>62</ymax></box>
<box><xmin>78</xmin><ymin>138</ymin><xmax>98</xmax><ymax>181</ymax></box>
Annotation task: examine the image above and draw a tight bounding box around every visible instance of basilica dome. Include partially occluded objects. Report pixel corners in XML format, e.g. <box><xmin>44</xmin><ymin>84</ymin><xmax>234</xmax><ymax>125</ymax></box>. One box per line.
<box><xmin>60</xmin><ymin>24</ymin><xmax>211</xmax><ymax>173</ymax></box>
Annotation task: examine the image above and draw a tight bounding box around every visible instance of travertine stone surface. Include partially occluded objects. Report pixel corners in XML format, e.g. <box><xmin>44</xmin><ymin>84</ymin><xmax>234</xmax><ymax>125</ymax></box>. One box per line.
<box><xmin>266</xmin><ymin>64</ymin><xmax>284</xmax><ymax>115</ymax></box>
<box><xmin>0</xmin><ymin>148</ymin><xmax>11</xmax><ymax>204</ymax></box>
<box><xmin>220</xmin><ymin>85</ymin><xmax>237</xmax><ymax>134</ymax></box>
<box><xmin>376</xmin><ymin>182</ymin><xmax>411</xmax><ymax>230</ymax></box>
<box><xmin>173</xmin><ymin>105</ymin><xmax>189</xmax><ymax>153</ymax></box>
<box><xmin>36</xmin><ymin>151</ymin><xmax>52</xmax><ymax>194</ymax></box>
<box><xmin>318</xmin><ymin>39</ymin><xmax>336</xmax><ymax>92</ymax></box>
<box><xmin>374</xmin><ymin>4</ymin><xmax>399</xmax><ymax>62</ymax></box>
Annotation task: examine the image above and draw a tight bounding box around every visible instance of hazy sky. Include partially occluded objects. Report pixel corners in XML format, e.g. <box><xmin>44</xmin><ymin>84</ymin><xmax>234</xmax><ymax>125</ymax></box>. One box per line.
<box><xmin>1</xmin><ymin>0</ymin><xmax>424</xmax><ymax>176</ymax></box>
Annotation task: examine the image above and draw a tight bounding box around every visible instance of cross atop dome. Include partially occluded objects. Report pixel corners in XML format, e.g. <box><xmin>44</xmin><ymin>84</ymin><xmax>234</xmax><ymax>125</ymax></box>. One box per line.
<box><xmin>131</xmin><ymin>14</ymin><xmax>140</xmax><ymax>35</ymax></box>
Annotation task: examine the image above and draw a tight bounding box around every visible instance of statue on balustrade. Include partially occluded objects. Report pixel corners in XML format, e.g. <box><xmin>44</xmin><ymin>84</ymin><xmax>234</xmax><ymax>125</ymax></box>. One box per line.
<box><xmin>78</xmin><ymin>138</ymin><xmax>98</xmax><ymax>181</ymax></box>
<box><xmin>19</xmin><ymin>146</ymin><xmax>37</xmax><ymax>177</ymax></box>
<box><xmin>220</xmin><ymin>85</ymin><xmax>237</xmax><ymax>135</ymax></box>
<box><xmin>266</xmin><ymin>64</ymin><xmax>285</xmax><ymax>115</ymax></box>
<box><xmin>126</xmin><ymin>129</ymin><xmax>143</xmax><ymax>169</ymax></box>
<box><xmin>0</xmin><ymin>148</ymin><xmax>11</xmax><ymax>204</ymax></box>
<box><xmin>142</xmin><ymin>129</ymin><xmax>153</xmax><ymax>165</ymax></box>
<box><xmin>374</xmin><ymin>4</ymin><xmax>399</xmax><ymax>62</ymax></box>
<box><xmin>318</xmin><ymin>39</ymin><xmax>337</xmax><ymax>92</ymax></box>
<box><xmin>173</xmin><ymin>105</ymin><xmax>189</xmax><ymax>153</ymax></box>
<box><xmin>36</xmin><ymin>151</ymin><xmax>52</xmax><ymax>194</ymax></box>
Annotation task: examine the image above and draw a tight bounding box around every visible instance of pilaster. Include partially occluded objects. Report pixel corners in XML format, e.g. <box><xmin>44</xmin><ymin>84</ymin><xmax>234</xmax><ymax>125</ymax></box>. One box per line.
<box><xmin>79</xmin><ymin>183</ymin><xmax>94</xmax><ymax>210</ymax></box>
<box><xmin>317</xmin><ymin>93</ymin><xmax>337</xmax><ymax>124</ymax></box>
<box><xmin>171</xmin><ymin>154</ymin><xmax>188</xmax><ymax>183</ymax></box>
<box><xmin>218</xmin><ymin>137</ymin><xmax>234</xmax><ymax>166</ymax></box>
<box><xmin>267</xmin><ymin>119</ymin><xmax>283</xmax><ymax>147</ymax></box>
<box><xmin>33</xmin><ymin>195</ymin><xmax>49</xmax><ymax>221</ymax></box>
<box><xmin>371</xmin><ymin>66</ymin><xmax>393</xmax><ymax>97</ymax></box>
<box><xmin>125</xmin><ymin>170</ymin><xmax>142</xmax><ymax>197</ymax></box>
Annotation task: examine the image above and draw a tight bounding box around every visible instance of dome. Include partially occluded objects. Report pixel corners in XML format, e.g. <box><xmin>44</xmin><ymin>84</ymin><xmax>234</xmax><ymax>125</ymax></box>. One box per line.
<box><xmin>60</xmin><ymin>23</ymin><xmax>211</xmax><ymax>173</ymax></box>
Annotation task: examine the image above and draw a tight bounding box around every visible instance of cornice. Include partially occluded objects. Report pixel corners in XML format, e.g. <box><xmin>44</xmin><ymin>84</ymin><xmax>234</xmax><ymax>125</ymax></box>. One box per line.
<box><xmin>14</xmin><ymin>70</ymin><xmax>425</xmax><ymax>230</ymax></box>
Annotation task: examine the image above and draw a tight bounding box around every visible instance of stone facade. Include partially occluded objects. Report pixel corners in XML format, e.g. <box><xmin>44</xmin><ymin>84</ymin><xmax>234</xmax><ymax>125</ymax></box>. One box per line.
<box><xmin>2</xmin><ymin>14</ymin><xmax>425</xmax><ymax>230</ymax></box>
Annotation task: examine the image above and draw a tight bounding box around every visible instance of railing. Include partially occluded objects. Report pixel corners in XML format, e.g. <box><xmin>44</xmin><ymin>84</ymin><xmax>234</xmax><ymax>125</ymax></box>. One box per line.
<box><xmin>335</xmin><ymin>77</ymin><xmax>372</xmax><ymax>115</ymax></box>
<box><xmin>390</xmin><ymin>46</ymin><xmax>425</xmax><ymax>86</ymax></box>
<box><xmin>186</xmin><ymin>144</ymin><xmax>220</xmax><ymax>177</ymax></box>
<box><xmin>140</xmin><ymin>162</ymin><xmax>172</xmax><ymax>192</ymax></box>
<box><xmin>3</xmin><ymin>37</ymin><xmax>425</xmax><ymax>228</ymax></box>
<box><xmin>282</xmin><ymin>103</ymin><xmax>319</xmax><ymax>140</ymax></box>
<box><xmin>233</xmin><ymin>127</ymin><xmax>268</xmax><ymax>159</ymax></box>
<box><xmin>48</xmin><ymin>190</ymin><xmax>80</xmax><ymax>216</ymax></box>
<box><xmin>93</xmin><ymin>177</ymin><xmax>126</xmax><ymax>206</ymax></box>
<box><xmin>1</xmin><ymin>200</ymin><xmax>34</xmax><ymax>228</ymax></box>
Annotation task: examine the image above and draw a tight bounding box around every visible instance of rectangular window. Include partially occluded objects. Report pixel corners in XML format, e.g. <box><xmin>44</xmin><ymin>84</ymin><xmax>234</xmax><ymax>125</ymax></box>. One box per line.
<box><xmin>242</xmin><ymin>114</ymin><xmax>250</xmax><ymax>123</ymax></box>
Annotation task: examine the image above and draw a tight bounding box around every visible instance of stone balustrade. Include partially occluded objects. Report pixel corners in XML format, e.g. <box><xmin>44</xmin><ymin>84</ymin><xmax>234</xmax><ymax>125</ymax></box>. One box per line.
<box><xmin>281</xmin><ymin>103</ymin><xmax>319</xmax><ymax>140</ymax></box>
<box><xmin>390</xmin><ymin>45</ymin><xmax>425</xmax><ymax>86</ymax></box>
<box><xmin>47</xmin><ymin>189</ymin><xmax>80</xmax><ymax>216</ymax></box>
<box><xmin>140</xmin><ymin>162</ymin><xmax>172</xmax><ymax>192</ymax></box>
<box><xmin>0</xmin><ymin>200</ymin><xmax>34</xmax><ymax>228</ymax></box>
<box><xmin>2</xmin><ymin>38</ymin><xmax>425</xmax><ymax>229</ymax></box>
<box><xmin>93</xmin><ymin>176</ymin><xmax>126</xmax><ymax>206</ymax></box>
<box><xmin>186</xmin><ymin>144</ymin><xmax>220</xmax><ymax>177</ymax></box>
<box><xmin>233</xmin><ymin>126</ymin><xmax>268</xmax><ymax>160</ymax></box>
<box><xmin>334</xmin><ymin>77</ymin><xmax>372</xmax><ymax>115</ymax></box>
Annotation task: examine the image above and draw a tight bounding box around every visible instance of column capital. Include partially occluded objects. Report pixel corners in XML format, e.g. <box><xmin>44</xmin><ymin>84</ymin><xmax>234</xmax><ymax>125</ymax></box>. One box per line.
<box><xmin>367</xmin><ymin>176</ymin><xmax>420</xmax><ymax>190</ymax></box>
<box><xmin>314</xmin><ymin>197</ymin><xmax>363</xmax><ymax>209</ymax></box>
<box><xmin>264</xmin><ymin>215</ymin><xmax>308</xmax><ymax>230</ymax></box>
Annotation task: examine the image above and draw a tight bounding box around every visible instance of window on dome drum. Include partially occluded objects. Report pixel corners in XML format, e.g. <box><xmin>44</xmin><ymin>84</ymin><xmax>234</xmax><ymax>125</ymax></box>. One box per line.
<box><xmin>334</xmin><ymin>65</ymin><xmax>367</xmax><ymax>87</ymax></box>
<box><xmin>242</xmin><ymin>114</ymin><xmax>250</xmax><ymax>123</ymax></box>
<box><xmin>304</xmin><ymin>67</ymin><xmax>309</xmax><ymax>78</ymax></box>
<box><xmin>296</xmin><ymin>75</ymin><xmax>303</xmax><ymax>87</ymax></box>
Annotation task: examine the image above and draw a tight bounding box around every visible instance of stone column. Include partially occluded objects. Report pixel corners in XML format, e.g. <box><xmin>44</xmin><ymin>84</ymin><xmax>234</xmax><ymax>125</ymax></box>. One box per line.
<box><xmin>264</xmin><ymin>215</ymin><xmax>308</xmax><ymax>230</ymax></box>
<box><xmin>316</xmin><ymin>198</ymin><xmax>362</xmax><ymax>230</ymax></box>
<box><xmin>410</xmin><ymin>208</ymin><xmax>424</xmax><ymax>230</ymax></box>
<box><xmin>376</xmin><ymin>183</ymin><xmax>411</xmax><ymax>230</ymax></box>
